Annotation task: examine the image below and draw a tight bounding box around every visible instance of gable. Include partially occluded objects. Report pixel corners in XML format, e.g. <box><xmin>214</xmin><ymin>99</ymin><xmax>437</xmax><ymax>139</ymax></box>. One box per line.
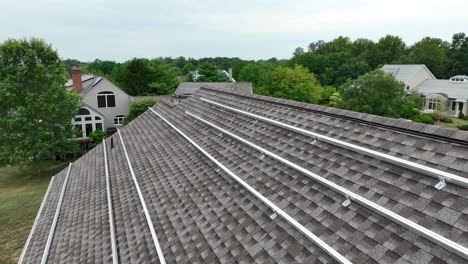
<box><xmin>382</xmin><ymin>64</ymin><xmax>436</xmax><ymax>84</ymax></box>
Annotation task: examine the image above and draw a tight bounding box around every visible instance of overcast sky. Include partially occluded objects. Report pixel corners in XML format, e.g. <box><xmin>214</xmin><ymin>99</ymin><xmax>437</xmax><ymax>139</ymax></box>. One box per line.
<box><xmin>1</xmin><ymin>0</ymin><xmax>467</xmax><ymax>62</ymax></box>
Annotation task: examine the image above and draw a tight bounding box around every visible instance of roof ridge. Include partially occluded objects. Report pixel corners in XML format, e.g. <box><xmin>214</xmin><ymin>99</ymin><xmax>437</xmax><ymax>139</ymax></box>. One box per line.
<box><xmin>198</xmin><ymin>87</ymin><xmax>468</xmax><ymax>144</ymax></box>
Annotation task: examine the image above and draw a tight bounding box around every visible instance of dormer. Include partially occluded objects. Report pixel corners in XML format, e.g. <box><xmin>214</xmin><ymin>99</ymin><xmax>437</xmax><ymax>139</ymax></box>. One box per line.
<box><xmin>449</xmin><ymin>75</ymin><xmax>468</xmax><ymax>82</ymax></box>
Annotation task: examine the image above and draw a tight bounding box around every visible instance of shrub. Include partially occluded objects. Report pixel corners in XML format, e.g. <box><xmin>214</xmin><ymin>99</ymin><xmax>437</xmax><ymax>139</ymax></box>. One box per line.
<box><xmin>458</xmin><ymin>111</ymin><xmax>465</xmax><ymax>119</ymax></box>
<box><xmin>427</xmin><ymin>112</ymin><xmax>453</xmax><ymax>123</ymax></box>
<box><xmin>459</xmin><ymin>125</ymin><xmax>468</xmax><ymax>131</ymax></box>
<box><xmin>463</xmin><ymin>115</ymin><xmax>468</xmax><ymax>121</ymax></box>
<box><xmin>88</xmin><ymin>129</ymin><xmax>105</xmax><ymax>149</ymax></box>
<box><xmin>124</xmin><ymin>99</ymin><xmax>157</xmax><ymax>125</ymax></box>
<box><xmin>411</xmin><ymin>114</ymin><xmax>435</xmax><ymax>124</ymax></box>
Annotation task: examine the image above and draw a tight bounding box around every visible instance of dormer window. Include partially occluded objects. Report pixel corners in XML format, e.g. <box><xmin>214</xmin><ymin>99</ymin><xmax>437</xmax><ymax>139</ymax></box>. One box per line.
<box><xmin>97</xmin><ymin>91</ymin><xmax>116</xmax><ymax>108</ymax></box>
<box><xmin>449</xmin><ymin>75</ymin><xmax>468</xmax><ymax>82</ymax></box>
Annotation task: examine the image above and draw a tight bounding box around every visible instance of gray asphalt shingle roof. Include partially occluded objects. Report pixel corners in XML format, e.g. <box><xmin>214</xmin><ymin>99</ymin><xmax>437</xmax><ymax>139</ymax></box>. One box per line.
<box><xmin>20</xmin><ymin>87</ymin><xmax>468</xmax><ymax>263</ymax></box>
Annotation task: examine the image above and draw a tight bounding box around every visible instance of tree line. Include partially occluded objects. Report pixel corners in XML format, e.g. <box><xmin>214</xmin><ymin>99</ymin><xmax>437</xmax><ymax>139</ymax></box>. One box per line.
<box><xmin>3</xmin><ymin>33</ymin><xmax>467</xmax><ymax>165</ymax></box>
<box><xmin>65</xmin><ymin>32</ymin><xmax>468</xmax><ymax>96</ymax></box>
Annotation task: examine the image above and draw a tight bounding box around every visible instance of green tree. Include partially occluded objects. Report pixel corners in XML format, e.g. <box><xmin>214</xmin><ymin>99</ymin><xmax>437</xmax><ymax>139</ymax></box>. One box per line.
<box><xmin>121</xmin><ymin>58</ymin><xmax>154</xmax><ymax>95</ymax></box>
<box><xmin>399</xmin><ymin>37</ymin><xmax>449</xmax><ymax>78</ymax></box>
<box><xmin>82</xmin><ymin>59</ymin><xmax>120</xmax><ymax>77</ymax></box>
<box><xmin>257</xmin><ymin>65</ymin><xmax>324</xmax><ymax>104</ymax></box>
<box><xmin>238</xmin><ymin>62</ymin><xmax>276</xmax><ymax>87</ymax></box>
<box><xmin>447</xmin><ymin>33</ymin><xmax>468</xmax><ymax>77</ymax></box>
<box><xmin>88</xmin><ymin>129</ymin><xmax>105</xmax><ymax>149</ymax></box>
<box><xmin>338</xmin><ymin>70</ymin><xmax>407</xmax><ymax>117</ymax></box>
<box><xmin>197</xmin><ymin>62</ymin><xmax>227</xmax><ymax>82</ymax></box>
<box><xmin>0</xmin><ymin>38</ymin><xmax>81</xmax><ymax>165</ymax></box>
<box><xmin>375</xmin><ymin>35</ymin><xmax>407</xmax><ymax>65</ymax></box>
<box><xmin>182</xmin><ymin>63</ymin><xmax>196</xmax><ymax>75</ymax></box>
<box><xmin>123</xmin><ymin>99</ymin><xmax>157</xmax><ymax>124</ymax></box>
<box><xmin>148</xmin><ymin>60</ymin><xmax>180</xmax><ymax>95</ymax></box>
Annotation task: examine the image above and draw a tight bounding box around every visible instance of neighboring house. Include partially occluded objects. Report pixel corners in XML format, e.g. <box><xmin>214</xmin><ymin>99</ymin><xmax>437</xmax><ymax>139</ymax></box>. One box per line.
<box><xmin>20</xmin><ymin>86</ymin><xmax>468</xmax><ymax>263</ymax></box>
<box><xmin>174</xmin><ymin>82</ymin><xmax>253</xmax><ymax>97</ymax></box>
<box><xmin>382</xmin><ymin>64</ymin><xmax>468</xmax><ymax>116</ymax></box>
<box><xmin>382</xmin><ymin>64</ymin><xmax>436</xmax><ymax>92</ymax></box>
<box><xmin>66</xmin><ymin>67</ymin><xmax>131</xmax><ymax>139</ymax></box>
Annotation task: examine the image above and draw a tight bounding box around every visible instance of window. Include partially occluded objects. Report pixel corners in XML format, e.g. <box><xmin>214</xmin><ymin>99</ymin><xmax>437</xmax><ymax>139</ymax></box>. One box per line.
<box><xmin>97</xmin><ymin>91</ymin><xmax>116</xmax><ymax>108</ymax></box>
<box><xmin>85</xmin><ymin>124</ymin><xmax>93</xmax><ymax>137</ymax></box>
<box><xmin>77</xmin><ymin>108</ymin><xmax>91</xmax><ymax>115</ymax></box>
<box><xmin>427</xmin><ymin>99</ymin><xmax>440</xmax><ymax>110</ymax></box>
<box><xmin>459</xmin><ymin>102</ymin><xmax>464</xmax><ymax>111</ymax></box>
<box><xmin>96</xmin><ymin>123</ymin><xmax>103</xmax><ymax>131</ymax></box>
<box><xmin>73</xmin><ymin>107</ymin><xmax>104</xmax><ymax>139</ymax></box>
<box><xmin>452</xmin><ymin>101</ymin><xmax>457</xmax><ymax>111</ymax></box>
<box><xmin>406</xmin><ymin>86</ymin><xmax>410</xmax><ymax>91</ymax></box>
<box><xmin>114</xmin><ymin>115</ymin><xmax>125</xmax><ymax>125</ymax></box>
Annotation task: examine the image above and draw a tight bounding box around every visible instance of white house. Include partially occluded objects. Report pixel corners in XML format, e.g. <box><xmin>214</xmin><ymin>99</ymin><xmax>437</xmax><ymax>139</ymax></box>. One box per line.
<box><xmin>382</xmin><ymin>64</ymin><xmax>468</xmax><ymax>116</ymax></box>
<box><xmin>66</xmin><ymin>67</ymin><xmax>131</xmax><ymax>139</ymax></box>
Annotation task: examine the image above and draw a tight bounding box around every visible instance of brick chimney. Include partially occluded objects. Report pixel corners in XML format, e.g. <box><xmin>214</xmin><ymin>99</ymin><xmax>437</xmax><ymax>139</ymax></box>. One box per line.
<box><xmin>71</xmin><ymin>67</ymin><xmax>83</xmax><ymax>93</ymax></box>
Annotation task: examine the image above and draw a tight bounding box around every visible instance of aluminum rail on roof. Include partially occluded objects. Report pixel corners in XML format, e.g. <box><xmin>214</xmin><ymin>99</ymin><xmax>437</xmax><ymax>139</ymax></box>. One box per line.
<box><xmin>186</xmin><ymin>111</ymin><xmax>468</xmax><ymax>260</ymax></box>
<box><xmin>40</xmin><ymin>163</ymin><xmax>72</xmax><ymax>264</ymax></box>
<box><xmin>148</xmin><ymin>107</ymin><xmax>352</xmax><ymax>264</ymax></box>
<box><xmin>117</xmin><ymin>129</ymin><xmax>167</xmax><ymax>264</ymax></box>
<box><xmin>103</xmin><ymin>140</ymin><xmax>119</xmax><ymax>264</ymax></box>
<box><xmin>18</xmin><ymin>176</ymin><xmax>56</xmax><ymax>264</ymax></box>
<box><xmin>200</xmin><ymin>97</ymin><xmax>468</xmax><ymax>189</ymax></box>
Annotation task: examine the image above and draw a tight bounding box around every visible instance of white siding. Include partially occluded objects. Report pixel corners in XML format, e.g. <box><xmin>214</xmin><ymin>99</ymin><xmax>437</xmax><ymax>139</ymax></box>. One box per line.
<box><xmin>82</xmin><ymin>78</ymin><xmax>131</xmax><ymax>129</ymax></box>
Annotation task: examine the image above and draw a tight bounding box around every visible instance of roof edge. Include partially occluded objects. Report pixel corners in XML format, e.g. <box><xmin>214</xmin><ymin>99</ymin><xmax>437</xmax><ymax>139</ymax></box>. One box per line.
<box><xmin>198</xmin><ymin>87</ymin><xmax>468</xmax><ymax>144</ymax></box>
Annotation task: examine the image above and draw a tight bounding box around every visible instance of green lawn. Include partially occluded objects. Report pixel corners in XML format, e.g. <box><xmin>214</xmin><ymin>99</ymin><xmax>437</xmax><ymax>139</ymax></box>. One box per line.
<box><xmin>435</xmin><ymin>117</ymin><xmax>468</xmax><ymax>129</ymax></box>
<box><xmin>0</xmin><ymin>161</ymin><xmax>68</xmax><ymax>264</ymax></box>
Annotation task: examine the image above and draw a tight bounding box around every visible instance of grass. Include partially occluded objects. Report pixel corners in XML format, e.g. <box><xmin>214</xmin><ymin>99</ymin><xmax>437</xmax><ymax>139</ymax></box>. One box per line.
<box><xmin>435</xmin><ymin>117</ymin><xmax>468</xmax><ymax>129</ymax></box>
<box><xmin>0</xmin><ymin>161</ymin><xmax>68</xmax><ymax>264</ymax></box>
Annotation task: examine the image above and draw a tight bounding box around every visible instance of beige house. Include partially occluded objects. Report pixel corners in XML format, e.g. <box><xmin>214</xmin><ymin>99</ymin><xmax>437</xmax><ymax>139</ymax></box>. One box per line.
<box><xmin>382</xmin><ymin>64</ymin><xmax>468</xmax><ymax>116</ymax></box>
<box><xmin>382</xmin><ymin>64</ymin><xmax>436</xmax><ymax>92</ymax></box>
<box><xmin>66</xmin><ymin>68</ymin><xmax>131</xmax><ymax>139</ymax></box>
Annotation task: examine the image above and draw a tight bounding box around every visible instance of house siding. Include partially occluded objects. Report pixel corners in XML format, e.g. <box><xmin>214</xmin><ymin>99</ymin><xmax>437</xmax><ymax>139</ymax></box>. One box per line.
<box><xmin>408</xmin><ymin>68</ymin><xmax>435</xmax><ymax>91</ymax></box>
<box><xmin>82</xmin><ymin>78</ymin><xmax>131</xmax><ymax>129</ymax></box>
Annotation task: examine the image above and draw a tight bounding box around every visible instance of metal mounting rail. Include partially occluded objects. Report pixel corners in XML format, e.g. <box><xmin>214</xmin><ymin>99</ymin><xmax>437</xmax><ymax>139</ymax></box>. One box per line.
<box><xmin>186</xmin><ymin>111</ymin><xmax>468</xmax><ymax>260</ymax></box>
<box><xmin>117</xmin><ymin>129</ymin><xmax>167</xmax><ymax>264</ymax></box>
<box><xmin>103</xmin><ymin>140</ymin><xmax>119</xmax><ymax>264</ymax></box>
<box><xmin>40</xmin><ymin>163</ymin><xmax>73</xmax><ymax>264</ymax></box>
<box><xmin>148</xmin><ymin>107</ymin><xmax>352</xmax><ymax>264</ymax></box>
<box><xmin>200</xmin><ymin>97</ymin><xmax>468</xmax><ymax>189</ymax></box>
<box><xmin>18</xmin><ymin>176</ymin><xmax>56</xmax><ymax>264</ymax></box>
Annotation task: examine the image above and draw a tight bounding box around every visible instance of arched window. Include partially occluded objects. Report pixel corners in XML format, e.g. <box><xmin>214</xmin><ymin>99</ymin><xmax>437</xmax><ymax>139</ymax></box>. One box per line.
<box><xmin>114</xmin><ymin>115</ymin><xmax>125</xmax><ymax>125</ymax></box>
<box><xmin>77</xmin><ymin>108</ymin><xmax>91</xmax><ymax>115</ymax></box>
<box><xmin>73</xmin><ymin>107</ymin><xmax>104</xmax><ymax>138</ymax></box>
<box><xmin>97</xmin><ymin>91</ymin><xmax>116</xmax><ymax>108</ymax></box>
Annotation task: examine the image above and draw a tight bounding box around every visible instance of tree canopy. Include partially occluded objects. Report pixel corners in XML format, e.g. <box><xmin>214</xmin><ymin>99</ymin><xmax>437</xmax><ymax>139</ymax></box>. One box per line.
<box><xmin>123</xmin><ymin>98</ymin><xmax>157</xmax><ymax>125</ymax></box>
<box><xmin>0</xmin><ymin>38</ymin><xmax>81</xmax><ymax>165</ymax></box>
<box><xmin>338</xmin><ymin>70</ymin><xmax>421</xmax><ymax>117</ymax></box>
<box><xmin>255</xmin><ymin>65</ymin><xmax>324</xmax><ymax>104</ymax></box>
<box><xmin>197</xmin><ymin>62</ymin><xmax>228</xmax><ymax>82</ymax></box>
